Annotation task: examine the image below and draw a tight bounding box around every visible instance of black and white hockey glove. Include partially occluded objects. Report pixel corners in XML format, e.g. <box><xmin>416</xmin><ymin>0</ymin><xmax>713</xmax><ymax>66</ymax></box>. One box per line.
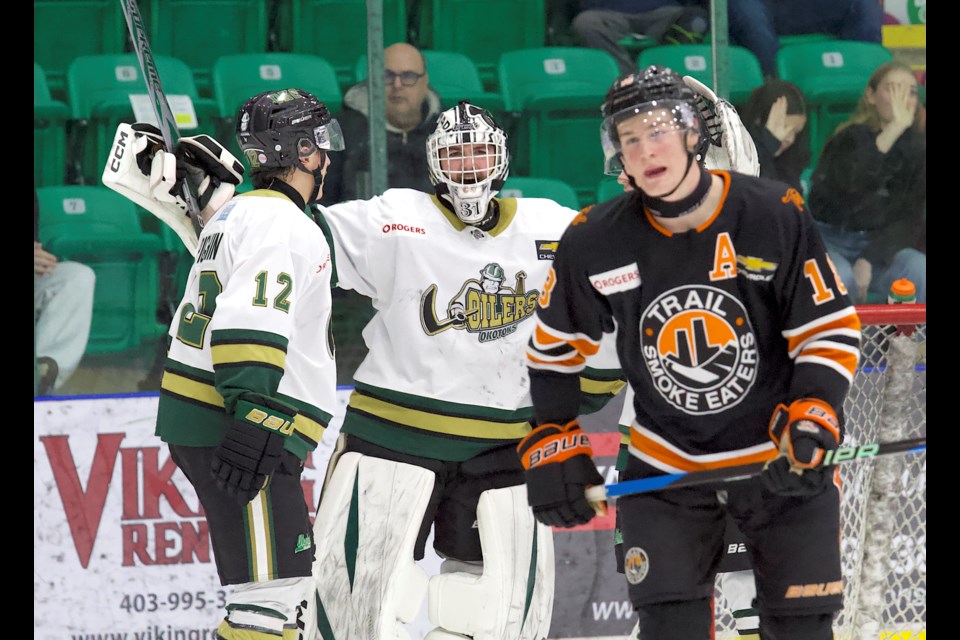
<box><xmin>683</xmin><ymin>76</ymin><xmax>761</xmax><ymax>177</ymax></box>
<box><xmin>761</xmin><ymin>398</ymin><xmax>841</xmax><ymax>497</ymax></box>
<box><xmin>211</xmin><ymin>397</ymin><xmax>297</xmax><ymax>504</ymax></box>
<box><xmin>101</xmin><ymin>122</ymin><xmax>243</xmax><ymax>257</ymax></box>
<box><xmin>165</xmin><ymin>134</ymin><xmax>244</xmax><ymax>216</ymax></box>
<box><xmin>517</xmin><ymin>420</ymin><xmax>605</xmax><ymax>528</ymax></box>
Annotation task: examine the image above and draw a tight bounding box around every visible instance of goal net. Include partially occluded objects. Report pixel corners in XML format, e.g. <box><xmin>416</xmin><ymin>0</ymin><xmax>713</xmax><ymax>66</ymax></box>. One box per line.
<box><xmin>715</xmin><ymin>303</ymin><xmax>926</xmax><ymax>640</ymax></box>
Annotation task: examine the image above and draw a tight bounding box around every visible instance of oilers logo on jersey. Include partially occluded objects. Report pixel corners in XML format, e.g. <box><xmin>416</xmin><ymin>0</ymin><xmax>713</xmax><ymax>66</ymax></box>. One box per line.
<box><xmin>420</xmin><ymin>262</ymin><xmax>539</xmax><ymax>342</ymax></box>
<box><xmin>640</xmin><ymin>284</ymin><xmax>758</xmax><ymax>415</ymax></box>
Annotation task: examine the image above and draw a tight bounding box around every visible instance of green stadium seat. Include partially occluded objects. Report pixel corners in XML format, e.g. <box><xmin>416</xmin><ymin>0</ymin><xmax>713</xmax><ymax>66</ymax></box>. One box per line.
<box><xmin>596</xmin><ymin>178</ymin><xmax>625</xmax><ymax>204</ymax></box>
<box><xmin>35</xmin><ymin>63</ymin><xmax>70</xmax><ymax>187</ymax></box>
<box><xmin>637</xmin><ymin>44</ymin><xmax>764</xmax><ymax>107</ymax></box>
<box><xmin>287</xmin><ymin>0</ymin><xmax>408</xmax><ymax>88</ymax></box>
<box><xmin>145</xmin><ymin>0</ymin><xmax>270</xmax><ymax>98</ymax></box>
<box><xmin>500</xmin><ymin>176</ymin><xmax>581</xmax><ymax>210</ymax></box>
<box><xmin>36</xmin><ymin>185</ymin><xmax>165</xmax><ymax>354</ymax></box>
<box><xmin>417</xmin><ymin>0</ymin><xmax>546</xmax><ymax>89</ymax></box>
<box><xmin>34</xmin><ymin>1</ymin><xmax>127</xmax><ymax>100</ymax></box>
<box><xmin>776</xmin><ymin>40</ymin><xmax>893</xmax><ymax>165</ymax></box>
<box><xmin>354</xmin><ymin>50</ymin><xmax>504</xmax><ymax>113</ymax></box>
<box><xmin>66</xmin><ymin>54</ymin><xmax>218</xmax><ymax>185</ymax></box>
<box><xmin>212</xmin><ymin>53</ymin><xmax>343</xmax><ymax>161</ymax></box>
<box><xmin>137</xmin><ymin>208</ymin><xmax>195</xmax><ymax>322</ymax></box>
<box><xmin>498</xmin><ymin>47</ymin><xmax>620</xmax><ymax>207</ymax></box>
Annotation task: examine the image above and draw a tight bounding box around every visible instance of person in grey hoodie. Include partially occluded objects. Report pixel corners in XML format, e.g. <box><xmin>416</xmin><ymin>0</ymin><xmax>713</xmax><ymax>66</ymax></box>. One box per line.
<box><xmin>319</xmin><ymin>42</ymin><xmax>443</xmax><ymax>205</ymax></box>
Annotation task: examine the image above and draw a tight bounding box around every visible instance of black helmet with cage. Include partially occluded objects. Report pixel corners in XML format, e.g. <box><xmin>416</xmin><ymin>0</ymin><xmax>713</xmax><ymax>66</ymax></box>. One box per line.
<box><xmin>600</xmin><ymin>65</ymin><xmax>708</xmax><ymax>176</ymax></box>
<box><xmin>236</xmin><ymin>88</ymin><xmax>344</xmax><ymax>170</ymax></box>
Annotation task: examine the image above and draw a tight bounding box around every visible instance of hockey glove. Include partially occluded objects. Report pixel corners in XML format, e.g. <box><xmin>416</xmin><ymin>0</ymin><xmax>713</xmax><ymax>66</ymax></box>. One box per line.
<box><xmin>161</xmin><ymin>134</ymin><xmax>244</xmax><ymax>217</ymax></box>
<box><xmin>211</xmin><ymin>397</ymin><xmax>297</xmax><ymax>504</ymax></box>
<box><xmin>102</xmin><ymin>122</ymin><xmax>201</xmax><ymax>256</ymax></box>
<box><xmin>682</xmin><ymin>75</ymin><xmax>760</xmax><ymax>177</ymax></box>
<box><xmin>761</xmin><ymin>398</ymin><xmax>841</xmax><ymax>497</ymax></box>
<box><xmin>517</xmin><ymin>420</ymin><xmax>605</xmax><ymax>528</ymax></box>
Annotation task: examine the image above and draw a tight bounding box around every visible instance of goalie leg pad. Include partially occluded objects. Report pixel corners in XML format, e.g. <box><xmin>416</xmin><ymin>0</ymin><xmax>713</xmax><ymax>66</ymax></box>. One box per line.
<box><xmin>312</xmin><ymin>452</ymin><xmax>434</xmax><ymax>639</ymax></box>
<box><xmin>425</xmin><ymin>484</ymin><xmax>555</xmax><ymax>640</ymax></box>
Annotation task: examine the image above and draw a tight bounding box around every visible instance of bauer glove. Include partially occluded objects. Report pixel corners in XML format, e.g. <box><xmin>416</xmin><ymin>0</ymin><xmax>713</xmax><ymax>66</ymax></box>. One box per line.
<box><xmin>211</xmin><ymin>397</ymin><xmax>297</xmax><ymax>504</ymax></box>
<box><xmin>517</xmin><ymin>420</ymin><xmax>605</xmax><ymax>528</ymax></box>
<box><xmin>761</xmin><ymin>398</ymin><xmax>841</xmax><ymax>497</ymax></box>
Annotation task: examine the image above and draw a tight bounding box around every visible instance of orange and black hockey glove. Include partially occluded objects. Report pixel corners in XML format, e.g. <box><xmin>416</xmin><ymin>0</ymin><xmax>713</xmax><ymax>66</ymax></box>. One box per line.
<box><xmin>517</xmin><ymin>420</ymin><xmax>604</xmax><ymax>528</ymax></box>
<box><xmin>211</xmin><ymin>396</ymin><xmax>297</xmax><ymax>504</ymax></box>
<box><xmin>761</xmin><ymin>398</ymin><xmax>841</xmax><ymax>497</ymax></box>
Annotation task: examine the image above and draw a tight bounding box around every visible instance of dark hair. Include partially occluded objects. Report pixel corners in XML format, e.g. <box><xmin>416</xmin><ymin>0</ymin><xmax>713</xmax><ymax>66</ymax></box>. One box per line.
<box><xmin>251</xmin><ymin>165</ymin><xmax>296</xmax><ymax>190</ymax></box>
<box><xmin>742</xmin><ymin>79</ymin><xmax>811</xmax><ymax>189</ymax></box>
<box><xmin>742</xmin><ymin>79</ymin><xmax>807</xmax><ymax>127</ymax></box>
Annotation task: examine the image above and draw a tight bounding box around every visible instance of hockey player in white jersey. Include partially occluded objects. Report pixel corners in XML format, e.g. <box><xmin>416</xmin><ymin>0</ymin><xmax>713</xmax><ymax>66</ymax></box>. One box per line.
<box><xmin>102</xmin><ymin>87</ymin><xmax>345</xmax><ymax>640</ymax></box>
<box><xmin>308</xmin><ymin>101</ymin><xmax>624</xmax><ymax>640</ymax></box>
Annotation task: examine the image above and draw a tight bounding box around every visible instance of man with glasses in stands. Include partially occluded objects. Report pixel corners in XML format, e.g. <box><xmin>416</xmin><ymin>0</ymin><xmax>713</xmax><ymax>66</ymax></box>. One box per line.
<box><xmin>319</xmin><ymin>42</ymin><xmax>443</xmax><ymax>205</ymax></box>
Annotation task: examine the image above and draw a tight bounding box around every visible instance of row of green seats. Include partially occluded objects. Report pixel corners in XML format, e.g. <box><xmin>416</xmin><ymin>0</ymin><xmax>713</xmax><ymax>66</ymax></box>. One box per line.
<box><xmin>35</xmin><ymin>0</ymin><xmax>547</xmax><ymax>100</ymax></box>
<box><xmin>36</xmin><ymin>185</ymin><xmax>180</xmax><ymax>355</ymax></box>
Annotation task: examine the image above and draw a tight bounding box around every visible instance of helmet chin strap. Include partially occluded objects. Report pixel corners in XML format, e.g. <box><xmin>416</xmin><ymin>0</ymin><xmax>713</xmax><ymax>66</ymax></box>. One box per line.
<box><xmin>297</xmin><ymin>152</ymin><xmax>327</xmax><ymax>203</ymax></box>
<box><xmin>625</xmin><ymin>146</ymin><xmax>712</xmax><ymax>219</ymax></box>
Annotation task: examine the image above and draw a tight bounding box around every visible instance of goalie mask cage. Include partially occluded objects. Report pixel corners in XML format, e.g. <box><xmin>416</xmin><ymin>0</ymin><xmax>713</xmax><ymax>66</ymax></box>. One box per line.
<box><xmin>715</xmin><ymin>304</ymin><xmax>926</xmax><ymax>640</ymax></box>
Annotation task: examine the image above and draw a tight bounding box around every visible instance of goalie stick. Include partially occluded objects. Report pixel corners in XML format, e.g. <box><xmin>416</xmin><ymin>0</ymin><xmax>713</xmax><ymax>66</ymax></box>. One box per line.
<box><xmin>585</xmin><ymin>436</ymin><xmax>926</xmax><ymax>503</ymax></box>
<box><xmin>118</xmin><ymin>0</ymin><xmax>201</xmax><ymax>225</ymax></box>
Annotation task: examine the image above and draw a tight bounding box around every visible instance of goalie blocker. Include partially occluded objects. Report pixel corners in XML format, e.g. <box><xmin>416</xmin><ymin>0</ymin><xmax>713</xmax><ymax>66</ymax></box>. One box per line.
<box><xmin>101</xmin><ymin>122</ymin><xmax>244</xmax><ymax>256</ymax></box>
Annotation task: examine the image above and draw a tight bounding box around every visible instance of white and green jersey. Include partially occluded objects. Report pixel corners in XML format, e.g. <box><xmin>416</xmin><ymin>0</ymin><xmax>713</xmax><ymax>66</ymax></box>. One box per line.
<box><xmin>316</xmin><ymin>188</ymin><xmax>623</xmax><ymax>461</ymax></box>
<box><xmin>156</xmin><ymin>189</ymin><xmax>338</xmax><ymax>460</ymax></box>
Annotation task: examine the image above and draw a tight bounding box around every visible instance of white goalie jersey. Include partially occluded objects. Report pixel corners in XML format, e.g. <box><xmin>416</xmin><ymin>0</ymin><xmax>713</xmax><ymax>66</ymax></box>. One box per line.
<box><xmin>315</xmin><ymin>188</ymin><xmax>623</xmax><ymax>461</ymax></box>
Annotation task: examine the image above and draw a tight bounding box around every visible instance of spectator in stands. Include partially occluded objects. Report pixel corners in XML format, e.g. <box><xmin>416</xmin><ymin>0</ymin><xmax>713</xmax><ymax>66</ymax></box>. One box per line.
<box><xmin>572</xmin><ymin>1</ymin><xmax>710</xmax><ymax>75</ymax></box>
<box><xmin>741</xmin><ymin>79</ymin><xmax>811</xmax><ymax>192</ymax></box>
<box><xmin>808</xmin><ymin>61</ymin><xmax>926</xmax><ymax>304</ymax></box>
<box><xmin>34</xmin><ymin>189</ymin><xmax>95</xmax><ymax>395</ymax></box>
<box><xmin>728</xmin><ymin>0</ymin><xmax>883</xmax><ymax>78</ymax></box>
<box><xmin>319</xmin><ymin>42</ymin><xmax>442</xmax><ymax>205</ymax></box>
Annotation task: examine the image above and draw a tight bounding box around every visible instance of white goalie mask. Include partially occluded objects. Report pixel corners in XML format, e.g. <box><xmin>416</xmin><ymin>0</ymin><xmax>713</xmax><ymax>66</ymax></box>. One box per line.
<box><xmin>427</xmin><ymin>101</ymin><xmax>509</xmax><ymax>224</ymax></box>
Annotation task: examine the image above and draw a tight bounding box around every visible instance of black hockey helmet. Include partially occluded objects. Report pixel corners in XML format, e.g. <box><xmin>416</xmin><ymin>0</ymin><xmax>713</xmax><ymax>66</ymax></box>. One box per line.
<box><xmin>236</xmin><ymin>88</ymin><xmax>344</xmax><ymax>169</ymax></box>
<box><xmin>600</xmin><ymin>65</ymin><xmax>705</xmax><ymax>175</ymax></box>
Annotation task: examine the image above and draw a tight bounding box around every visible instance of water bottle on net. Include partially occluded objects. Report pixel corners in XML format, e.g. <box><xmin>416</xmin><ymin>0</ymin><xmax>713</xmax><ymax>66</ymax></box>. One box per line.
<box><xmin>887</xmin><ymin>278</ymin><xmax>917</xmax><ymax>304</ymax></box>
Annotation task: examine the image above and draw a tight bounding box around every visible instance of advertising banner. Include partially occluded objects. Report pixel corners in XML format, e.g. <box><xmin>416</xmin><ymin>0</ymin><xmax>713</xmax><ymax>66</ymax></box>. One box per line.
<box><xmin>34</xmin><ymin>392</ymin><xmax>635</xmax><ymax>640</ymax></box>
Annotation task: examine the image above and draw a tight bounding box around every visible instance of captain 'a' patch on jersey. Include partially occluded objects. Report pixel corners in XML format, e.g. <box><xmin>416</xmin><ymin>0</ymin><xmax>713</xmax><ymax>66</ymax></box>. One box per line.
<box><xmin>641</xmin><ymin>284</ymin><xmax>757</xmax><ymax>415</ymax></box>
<box><xmin>420</xmin><ymin>261</ymin><xmax>540</xmax><ymax>342</ymax></box>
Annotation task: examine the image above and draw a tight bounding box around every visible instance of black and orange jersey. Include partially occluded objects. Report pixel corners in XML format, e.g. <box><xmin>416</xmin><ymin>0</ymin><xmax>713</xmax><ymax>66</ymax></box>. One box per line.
<box><xmin>527</xmin><ymin>171</ymin><xmax>862</xmax><ymax>473</ymax></box>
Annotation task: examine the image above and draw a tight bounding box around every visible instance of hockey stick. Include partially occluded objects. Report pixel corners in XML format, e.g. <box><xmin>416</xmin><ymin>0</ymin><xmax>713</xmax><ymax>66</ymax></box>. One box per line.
<box><xmin>119</xmin><ymin>0</ymin><xmax>201</xmax><ymax>223</ymax></box>
<box><xmin>585</xmin><ymin>436</ymin><xmax>926</xmax><ymax>502</ymax></box>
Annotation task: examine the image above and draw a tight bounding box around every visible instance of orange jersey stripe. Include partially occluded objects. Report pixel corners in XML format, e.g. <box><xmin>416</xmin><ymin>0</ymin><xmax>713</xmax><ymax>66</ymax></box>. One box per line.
<box><xmin>533</xmin><ymin>324</ymin><xmax>601</xmax><ymax>357</ymax></box>
<box><xmin>630</xmin><ymin>428</ymin><xmax>777</xmax><ymax>472</ymax></box>
<box><xmin>527</xmin><ymin>352</ymin><xmax>587</xmax><ymax>368</ymax></box>
<box><xmin>797</xmin><ymin>345</ymin><xmax>859</xmax><ymax>378</ymax></box>
<box><xmin>785</xmin><ymin>311</ymin><xmax>861</xmax><ymax>356</ymax></box>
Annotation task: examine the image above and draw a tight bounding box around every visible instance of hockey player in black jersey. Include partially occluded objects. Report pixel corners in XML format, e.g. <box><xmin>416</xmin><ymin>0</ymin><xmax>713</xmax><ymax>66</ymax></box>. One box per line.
<box><xmin>522</xmin><ymin>65</ymin><xmax>862</xmax><ymax>639</ymax></box>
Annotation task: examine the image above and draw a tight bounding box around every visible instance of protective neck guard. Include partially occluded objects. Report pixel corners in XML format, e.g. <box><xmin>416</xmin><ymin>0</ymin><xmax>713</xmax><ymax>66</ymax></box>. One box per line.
<box><xmin>644</xmin><ymin>162</ymin><xmax>711</xmax><ymax>219</ymax></box>
<box><xmin>269</xmin><ymin>178</ymin><xmax>306</xmax><ymax>212</ymax></box>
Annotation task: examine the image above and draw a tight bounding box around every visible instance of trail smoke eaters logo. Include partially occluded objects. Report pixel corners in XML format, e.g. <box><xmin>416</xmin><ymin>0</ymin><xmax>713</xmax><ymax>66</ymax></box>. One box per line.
<box><xmin>641</xmin><ymin>285</ymin><xmax>757</xmax><ymax>415</ymax></box>
<box><xmin>420</xmin><ymin>262</ymin><xmax>539</xmax><ymax>342</ymax></box>
<box><xmin>624</xmin><ymin>547</ymin><xmax>650</xmax><ymax>584</ymax></box>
